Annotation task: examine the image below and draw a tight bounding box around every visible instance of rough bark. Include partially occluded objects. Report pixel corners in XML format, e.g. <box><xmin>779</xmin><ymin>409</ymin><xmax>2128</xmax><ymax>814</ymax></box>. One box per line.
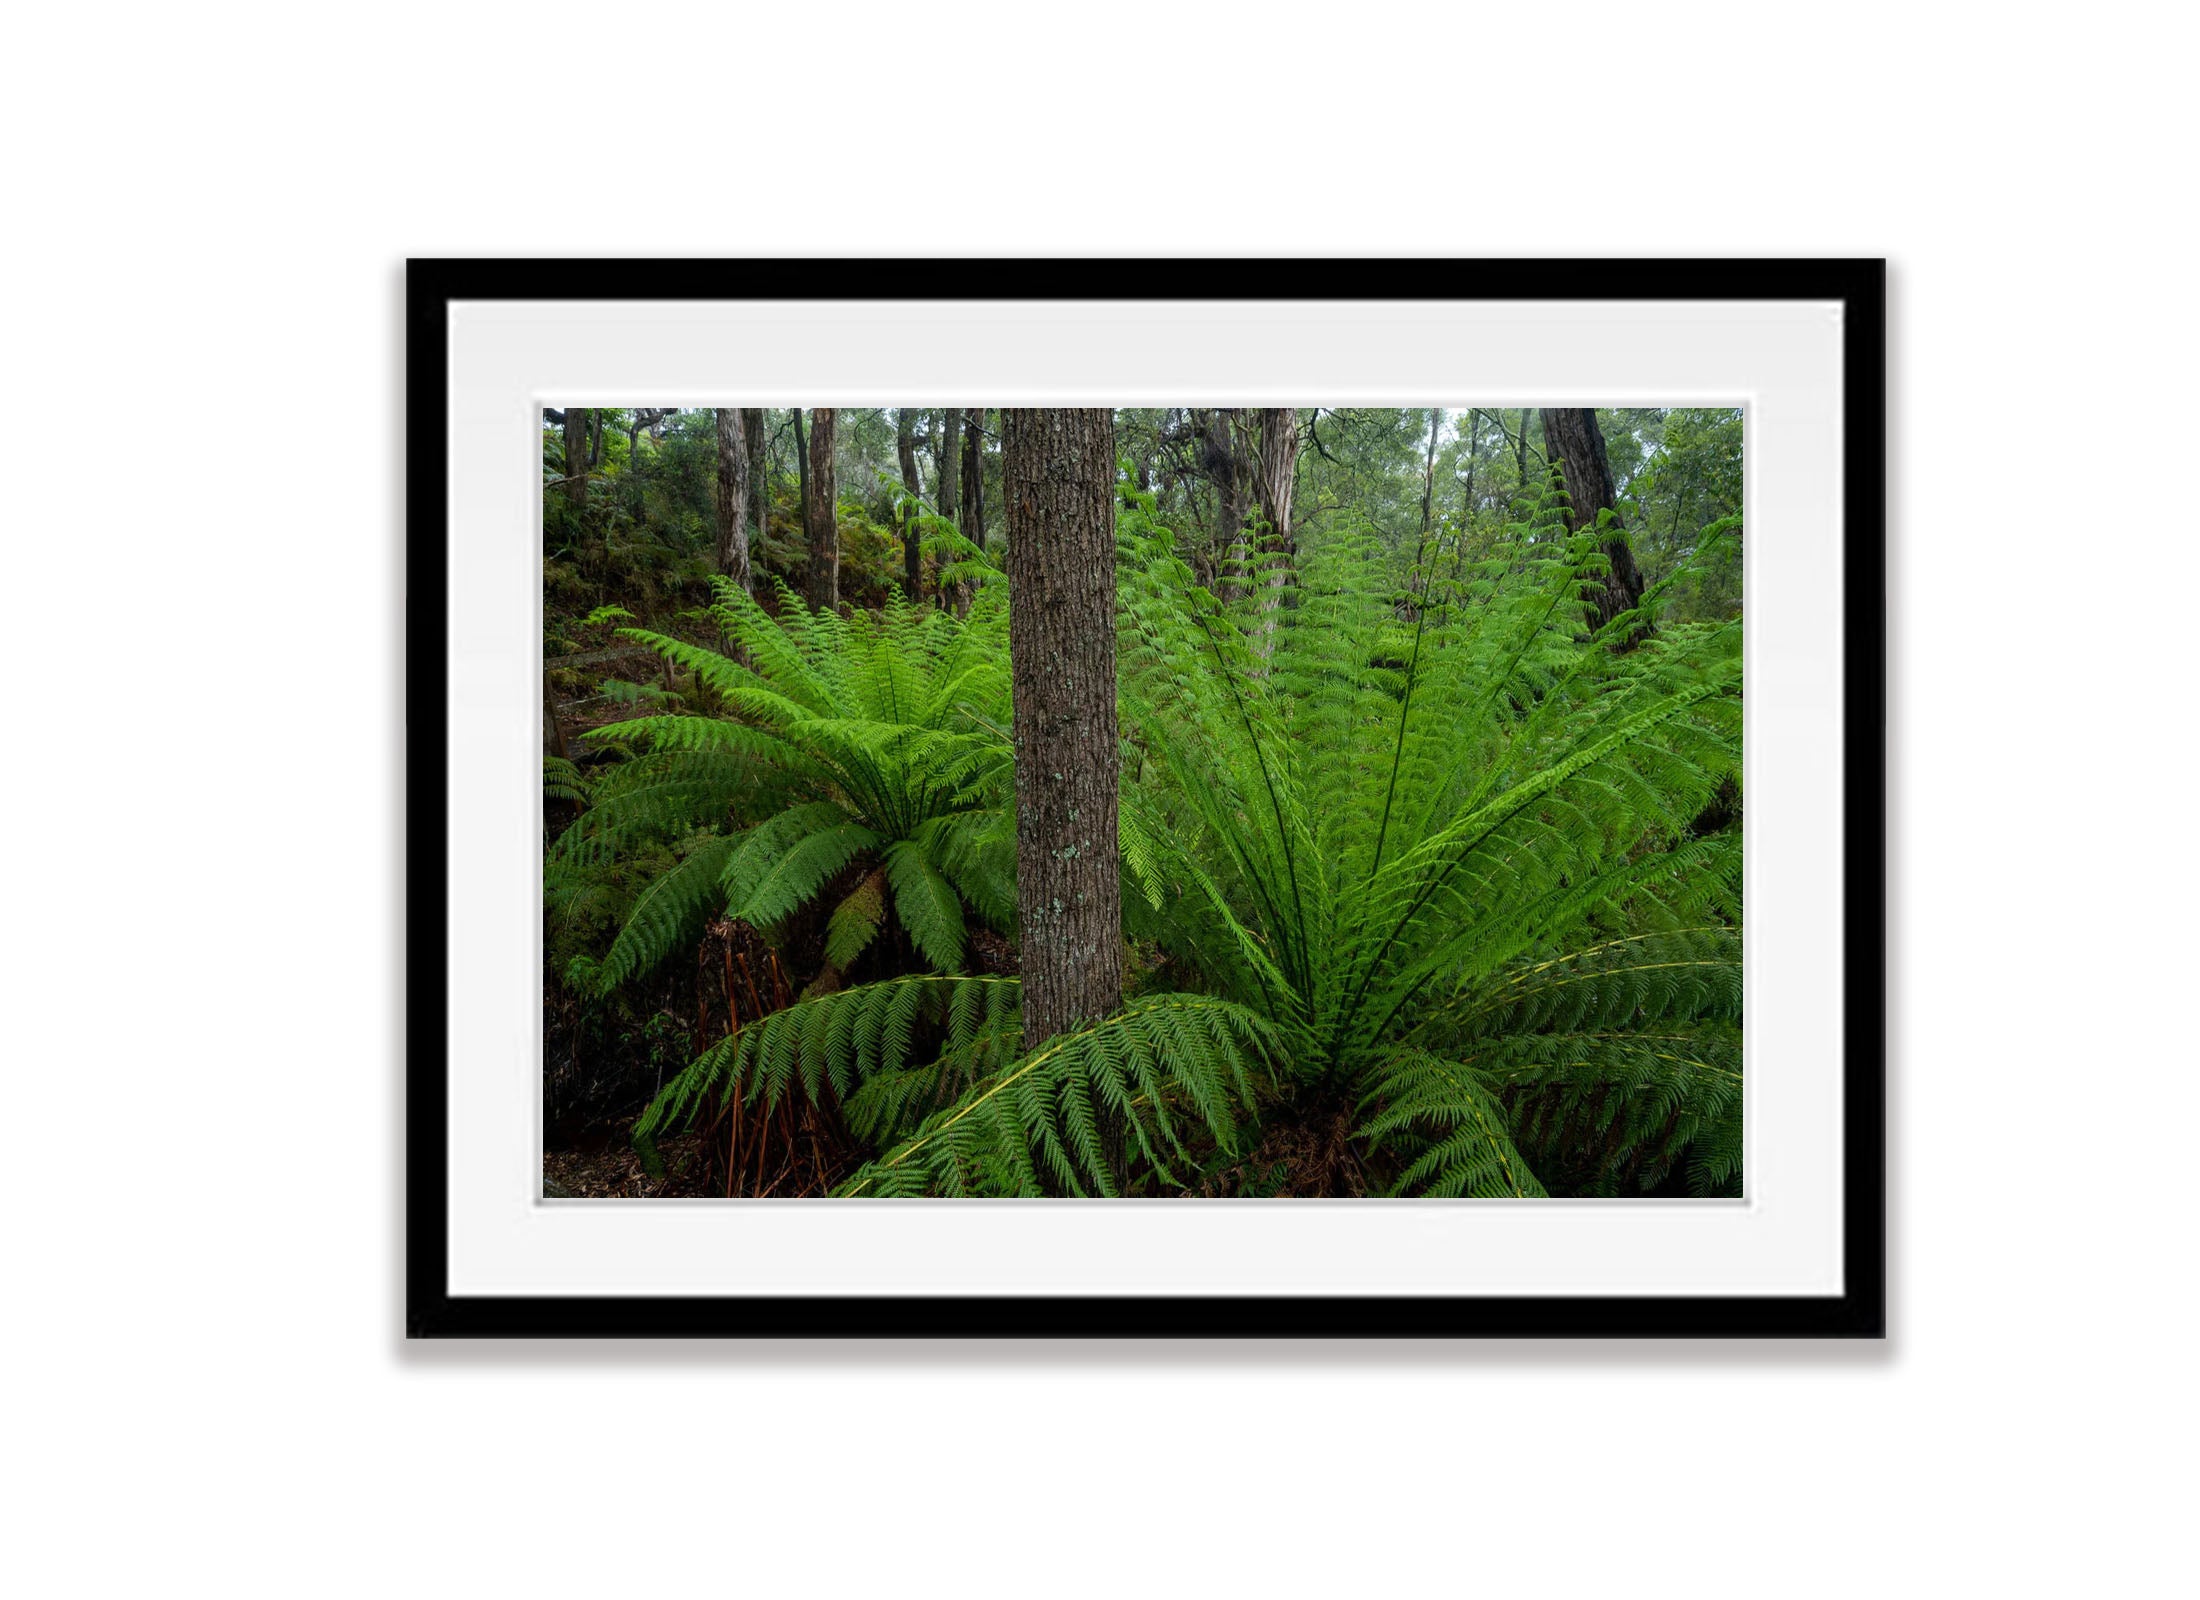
<box><xmin>803</xmin><ymin>407</ymin><xmax>838</xmax><ymax>612</ymax></box>
<box><xmin>562</xmin><ymin>407</ymin><xmax>588</xmax><ymax>508</ymax></box>
<box><xmin>895</xmin><ymin>408</ymin><xmax>924</xmax><ymax>603</ymax></box>
<box><xmin>959</xmin><ymin>407</ymin><xmax>986</xmax><ymax>553</ymax></box>
<box><xmin>714</xmin><ymin>408</ymin><xmax>751</xmax><ymax>591</ymax></box>
<box><xmin>935</xmin><ymin>407</ymin><xmax>962</xmax><ymax>526</ymax></box>
<box><xmin>793</xmin><ymin>407</ymin><xmax>809</xmax><ymax>533</ymax></box>
<box><xmin>1539</xmin><ymin>406</ymin><xmax>1647</xmax><ymax>640</ymax></box>
<box><xmin>742</xmin><ymin>408</ymin><xmax>768</xmax><ymax>589</ymax></box>
<box><xmin>1002</xmin><ymin>408</ymin><xmax>1122</xmax><ymax>1047</ymax></box>
<box><xmin>1195</xmin><ymin>408</ymin><xmax>1251</xmax><ymax>599</ymax></box>
<box><xmin>1251</xmin><ymin>408</ymin><xmax>1300</xmax><ymax>660</ymax></box>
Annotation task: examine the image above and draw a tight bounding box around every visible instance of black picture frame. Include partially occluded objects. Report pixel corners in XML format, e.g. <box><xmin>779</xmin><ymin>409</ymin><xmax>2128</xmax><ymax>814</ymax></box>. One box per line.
<box><xmin>406</xmin><ymin>258</ymin><xmax>1885</xmax><ymax>1339</ymax></box>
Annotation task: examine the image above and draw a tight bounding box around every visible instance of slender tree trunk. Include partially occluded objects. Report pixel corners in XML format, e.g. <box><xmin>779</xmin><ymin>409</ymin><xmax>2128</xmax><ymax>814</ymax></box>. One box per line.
<box><xmin>562</xmin><ymin>407</ymin><xmax>588</xmax><ymax>508</ymax></box>
<box><xmin>933</xmin><ymin>409</ymin><xmax>963</xmax><ymax>610</ymax></box>
<box><xmin>1539</xmin><ymin>406</ymin><xmax>1648</xmax><ymax>641</ymax></box>
<box><xmin>1251</xmin><ymin>408</ymin><xmax>1300</xmax><ymax>662</ymax></box>
<box><xmin>792</xmin><ymin>407</ymin><xmax>809</xmax><ymax>582</ymax></box>
<box><xmin>1002</xmin><ymin>408</ymin><xmax>1122</xmax><ymax>1047</ymax></box>
<box><xmin>742</xmin><ymin>408</ymin><xmax>768</xmax><ymax>592</ymax></box>
<box><xmin>955</xmin><ymin>407</ymin><xmax>987</xmax><ymax>616</ymax></box>
<box><xmin>896</xmin><ymin>407</ymin><xmax>924</xmax><ymax>604</ymax></box>
<box><xmin>960</xmin><ymin>407</ymin><xmax>986</xmax><ymax>553</ymax></box>
<box><xmin>935</xmin><ymin>408</ymin><xmax>962</xmax><ymax>527</ymax></box>
<box><xmin>1196</xmin><ymin>408</ymin><xmax>1251</xmax><ymax>600</ymax></box>
<box><xmin>803</xmin><ymin>407</ymin><xmax>838</xmax><ymax>612</ymax></box>
<box><xmin>714</xmin><ymin>408</ymin><xmax>752</xmax><ymax>591</ymax></box>
<box><xmin>1419</xmin><ymin>406</ymin><xmax>1440</xmax><ymax>533</ymax></box>
<box><xmin>1459</xmin><ymin>409</ymin><xmax>1483</xmax><ymax>530</ymax></box>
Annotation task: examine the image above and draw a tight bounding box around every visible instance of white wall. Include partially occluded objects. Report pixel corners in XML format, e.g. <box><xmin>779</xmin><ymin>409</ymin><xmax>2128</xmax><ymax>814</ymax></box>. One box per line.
<box><xmin>5</xmin><ymin>3</ymin><xmax>2189</xmax><ymax>1595</ymax></box>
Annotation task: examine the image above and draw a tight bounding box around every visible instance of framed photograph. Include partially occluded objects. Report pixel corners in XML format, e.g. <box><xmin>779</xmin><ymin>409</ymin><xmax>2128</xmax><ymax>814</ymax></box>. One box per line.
<box><xmin>407</xmin><ymin>258</ymin><xmax>1883</xmax><ymax>1338</ymax></box>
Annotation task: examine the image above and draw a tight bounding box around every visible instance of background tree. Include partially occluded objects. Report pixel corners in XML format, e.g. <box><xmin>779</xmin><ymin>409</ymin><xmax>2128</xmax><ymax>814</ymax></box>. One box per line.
<box><xmin>896</xmin><ymin>407</ymin><xmax>924</xmax><ymax>602</ymax></box>
<box><xmin>793</xmin><ymin>407</ymin><xmax>810</xmax><ymax>542</ymax></box>
<box><xmin>742</xmin><ymin>408</ymin><xmax>768</xmax><ymax>578</ymax></box>
<box><xmin>934</xmin><ymin>407</ymin><xmax>962</xmax><ymax>529</ymax></box>
<box><xmin>959</xmin><ymin>407</ymin><xmax>986</xmax><ymax>553</ymax></box>
<box><xmin>713</xmin><ymin>408</ymin><xmax>751</xmax><ymax>590</ymax></box>
<box><xmin>1002</xmin><ymin>407</ymin><xmax>1121</xmax><ymax>1045</ymax></box>
<box><xmin>1540</xmin><ymin>406</ymin><xmax>1646</xmax><ymax>638</ymax></box>
<box><xmin>563</xmin><ymin>406</ymin><xmax>589</xmax><ymax>507</ymax></box>
<box><xmin>804</xmin><ymin>407</ymin><xmax>838</xmax><ymax>611</ymax></box>
<box><xmin>1251</xmin><ymin>407</ymin><xmax>1300</xmax><ymax>657</ymax></box>
<box><xmin>1195</xmin><ymin>407</ymin><xmax>1251</xmax><ymax>596</ymax></box>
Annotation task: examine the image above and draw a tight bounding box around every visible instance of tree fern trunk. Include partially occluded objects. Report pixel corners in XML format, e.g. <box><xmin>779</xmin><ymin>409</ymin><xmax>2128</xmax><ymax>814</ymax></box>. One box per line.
<box><xmin>714</xmin><ymin>408</ymin><xmax>751</xmax><ymax>591</ymax></box>
<box><xmin>1003</xmin><ymin>408</ymin><xmax>1122</xmax><ymax>1046</ymax></box>
<box><xmin>804</xmin><ymin>407</ymin><xmax>837</xmax><ymax>612</ymax></box>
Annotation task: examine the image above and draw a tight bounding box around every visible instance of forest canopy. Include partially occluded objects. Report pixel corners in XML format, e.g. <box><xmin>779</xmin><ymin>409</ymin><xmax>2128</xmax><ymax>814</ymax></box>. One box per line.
<box><xmin>541</xmin><ymin>405</ymin><xmax>1744</xmax><ymax>1200</ymax></box>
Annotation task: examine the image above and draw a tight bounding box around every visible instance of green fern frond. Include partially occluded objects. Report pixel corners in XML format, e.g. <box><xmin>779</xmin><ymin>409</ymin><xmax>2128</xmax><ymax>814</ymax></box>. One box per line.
<box><xmin>823</xmin><ymin>869</ymin><xmax>889</xmax><ymax>971</ymax></box>
<box><xmin>839</xmin><ymin>995</ymin><xmax>1279</xmax><ymax>1198</ymax></box>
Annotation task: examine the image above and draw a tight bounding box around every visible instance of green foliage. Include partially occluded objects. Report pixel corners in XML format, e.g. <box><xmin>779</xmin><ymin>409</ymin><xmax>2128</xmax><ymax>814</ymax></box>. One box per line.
<box><xmin>1101</xmin><ymin>468</ymin><xmax>1745</xmax><ymax>1197</ymax></box>
<box><xmin>620</xmin><ymin>466</ymin><xmax>1743</xmax><ymax>1198</ymax></box>
<box><xmin>561</xmin><ymin>409</ymin><xmax>1745</xmax><ymax>1200</ymax></box>
<box><xmin>549</xmin><ymin>576</ymin><xmax>1015</xmax><ymax>1004</ymax></box>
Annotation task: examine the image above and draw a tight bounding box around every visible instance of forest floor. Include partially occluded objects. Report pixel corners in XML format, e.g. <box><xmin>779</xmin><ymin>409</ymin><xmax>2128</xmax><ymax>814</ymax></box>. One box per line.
<box><xmin>543</xmin><ymin>1128</ymin><xmax>711</xmax><ymax>1199</ymax></box>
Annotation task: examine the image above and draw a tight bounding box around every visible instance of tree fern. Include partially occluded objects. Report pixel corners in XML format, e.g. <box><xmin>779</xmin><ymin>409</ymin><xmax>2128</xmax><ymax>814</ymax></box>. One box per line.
<box><xmin>617</xmin><ymin>470</ymin><xmax>1744</xmax><ymax>1199</ymax></box>
<box><xmin>548</xmin><ymin>575</ymin><xmax>1015</xmax><ymax>1003</ymax></box>
<box><xmin>1102</xmin><ymin>470</ymin><xmax>1745</xmax><ymax>1197</ymax></box>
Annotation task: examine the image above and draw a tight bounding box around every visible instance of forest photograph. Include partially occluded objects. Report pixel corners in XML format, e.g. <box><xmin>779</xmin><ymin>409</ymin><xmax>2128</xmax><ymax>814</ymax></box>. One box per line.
<box><xmin>542</xmin><ymin>404</ymin><xmax>1744</xmax><ymax>1201</ymax></box>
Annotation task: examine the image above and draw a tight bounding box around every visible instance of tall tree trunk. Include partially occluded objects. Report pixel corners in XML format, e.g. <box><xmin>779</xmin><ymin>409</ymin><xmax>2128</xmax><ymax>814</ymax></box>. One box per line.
<box><xmin>935</xmin><ymin>408</ymin><xmax>962</xmax><ymax>526</ymax></box>
<box><xmin>955</xmin><ymin>407</ymin><xmax>987</xmax><ymax>616</ymax></box>
<box><xmin>1418</xmin><ymin>406</ymin><xmax>1441</xmax><ymax>534</ymax></box>
<box><xmin>1459</xmin><ymin>409</ymin><xmax>1483</xmax><ymax>530</ymax></box>
<box><xmin>803</xmin><ymin>407</ymin><xmax>838</xmax><ymax>612</ymax></box>
<box><xmin>792</xmin><ymin>407</ymin><xmax>810</xmax><ymax>586</ymax></box>
<box><xmin>714</xmin><ymin>408</ymin><xmax>752</xmax><ymax>591</ymax></box>
<box><xmin>1539</xmin><ymin>406</ymin><xmax>1648</xmax><ymax>641</ymax></box>
<box><xmin>896</xmin><ymin>407</ymin><xmax>924</xmax><ymax>604</ymax></box>
<box><xmin>562</xmin><ymin>407</ymin><xmax>588</xmax><ymax>508</ymax></box>
<box><xmin>742</xmin><ymin>408</ymin><xmax>768</xmax><ymax>591</ymax></box>
<box><xmin>1251</xmin><ymin>408</ymin><xmax>1300</xmax><ymax>661</ymax></box>
<box><xmin>1002</xmin><ymin>408</ymin><xmax>1122</xmax><ymax>1047</ymax></box>
<box><xmin>1195</xmin><ymin>408</ymin><xmax>1250</xmax><ymax>600</ymax></box>
<box><xmin>934</xmin><ymin>409</ymin><xmax>963</xmax><ymax>610</ymax></box>
<box><xmin>959</xmin><ymin>407</ymin><xmax>986</xmax><ymax>553</ymax></box>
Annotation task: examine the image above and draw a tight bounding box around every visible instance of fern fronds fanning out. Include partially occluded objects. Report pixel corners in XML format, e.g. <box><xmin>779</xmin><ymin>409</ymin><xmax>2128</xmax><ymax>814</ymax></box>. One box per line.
<box><xmin>837</xmin><ymin>994</ymin><xmax>1280</xmax><ymax>1198</ymax></box>
<box><xmin>549</xmin><ymin>573</ymin><xmax>1015</xmax><ymax>1003</ymax></box>
<box><xmin>604</xmin><ymin>459</ymin><xmax>1745</xmax><ymax>1200</ymax></box>
<box><xmin>542</xmin><ymin>755</ymin><xmax>591</xmax><ymax>806</ymax></box>
<box><xmin>633</xmin><ymin>973</ymin><xmax>1022</xmax><ymax>1156</ymax></box>
<box><xmin>1353</xmin><ymin>1051</ymin><xmax>1548</xmax><ymax>1198</ymax></box>
<box><xmin>1112</xmin><ymin>474</ymin><xmax>1746</xmax><ymax>1197</ymax></box>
